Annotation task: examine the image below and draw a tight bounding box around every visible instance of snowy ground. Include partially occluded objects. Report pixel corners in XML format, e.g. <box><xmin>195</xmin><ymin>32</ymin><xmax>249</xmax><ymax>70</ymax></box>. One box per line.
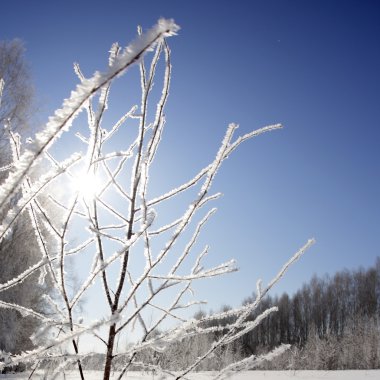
<box><xmin>0</xmin><ymin>371</ymin><xmax>379</xmax><ymax>379</ymax></box>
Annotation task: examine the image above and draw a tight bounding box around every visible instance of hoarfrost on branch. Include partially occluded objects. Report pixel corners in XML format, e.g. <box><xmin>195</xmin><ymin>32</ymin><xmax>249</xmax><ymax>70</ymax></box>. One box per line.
<box><xmin>0</xmin><ymin>19</ymin><xmax>314</xmax><ymax>379</ymax></box>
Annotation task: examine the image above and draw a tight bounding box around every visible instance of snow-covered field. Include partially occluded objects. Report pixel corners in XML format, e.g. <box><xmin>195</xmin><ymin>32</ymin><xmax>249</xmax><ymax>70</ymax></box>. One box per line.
<box><xmin>1</xmin><ymin>371</ymin><xmax>379</xmax><ymax>379</ymax></box>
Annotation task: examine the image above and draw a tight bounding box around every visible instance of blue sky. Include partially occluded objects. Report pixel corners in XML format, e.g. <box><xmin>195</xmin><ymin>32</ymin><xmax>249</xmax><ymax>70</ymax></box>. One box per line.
<box><xmin>2</xmin><ymin>0</ymin><xmax>380</xmax><ymax>316</ymax></box>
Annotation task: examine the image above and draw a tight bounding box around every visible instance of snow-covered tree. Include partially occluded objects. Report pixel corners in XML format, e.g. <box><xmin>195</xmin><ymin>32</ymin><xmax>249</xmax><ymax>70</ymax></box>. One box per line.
<box><xmin>0</xmin><ymin>39</ymin><xmax>49</xmax><ymax>356</ymax></box>
<box><xmin>0</xmin><ymin>39</ymin><xmax>34</xmax><ymax>143</ymax></box>
<box><xmin>0</xmin><ymin>20</ymin><xmax>314</xmax><ymax>379</ymax></box>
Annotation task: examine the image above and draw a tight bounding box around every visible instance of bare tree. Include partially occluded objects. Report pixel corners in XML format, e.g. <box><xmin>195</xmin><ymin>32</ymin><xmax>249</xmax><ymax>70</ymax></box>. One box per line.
<box><xmin>0</xmin><ymin>19</ymin><xmax>314</xmax><ymax>379</ymax></box>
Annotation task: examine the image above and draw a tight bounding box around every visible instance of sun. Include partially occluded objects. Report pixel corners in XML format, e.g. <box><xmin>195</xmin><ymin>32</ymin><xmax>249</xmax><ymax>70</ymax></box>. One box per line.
<box><xmin>72</xmin><ymin>171</ymin><xmax>100</xmax><ymax>201</ymax></box>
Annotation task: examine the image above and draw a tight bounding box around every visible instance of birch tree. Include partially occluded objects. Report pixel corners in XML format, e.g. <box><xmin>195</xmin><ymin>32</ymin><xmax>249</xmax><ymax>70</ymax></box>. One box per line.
<box><xmin>0</xmin><ymin>19</ymin><xmax>314</xmax><ymax>379</ymax></box>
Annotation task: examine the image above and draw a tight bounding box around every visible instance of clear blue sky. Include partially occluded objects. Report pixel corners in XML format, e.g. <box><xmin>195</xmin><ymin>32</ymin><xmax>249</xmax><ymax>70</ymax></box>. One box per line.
<box><xmin>2</xmin><ymin>0</ymin><xmax>380</xmax><ymax>314</ymax></box>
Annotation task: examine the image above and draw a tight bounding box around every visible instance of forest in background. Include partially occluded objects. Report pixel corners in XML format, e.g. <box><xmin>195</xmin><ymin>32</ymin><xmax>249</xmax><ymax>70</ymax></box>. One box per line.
<box><xmin>178</xmin><ymin>257</ymin><xmax>380</xmax><ymax>371</ymax></box>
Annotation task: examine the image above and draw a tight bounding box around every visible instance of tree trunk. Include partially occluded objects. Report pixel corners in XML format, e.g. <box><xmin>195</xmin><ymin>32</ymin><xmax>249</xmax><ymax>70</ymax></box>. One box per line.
<box><xmin>72</xmin><ymin>339</ymin><xmax>85</xmax><ymax>380</ymax></box>
<box><xmin>103</xmin><ymin>324</ymin><xmax>116</xmax><ymax>380</ymax></box>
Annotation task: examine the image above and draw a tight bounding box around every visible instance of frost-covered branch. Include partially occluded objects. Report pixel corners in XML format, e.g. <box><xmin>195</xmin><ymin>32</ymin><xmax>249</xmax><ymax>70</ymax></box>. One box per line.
<box><xmin>213</xmin><ymin>344</ymin><xmax>291</xmax><ymax>379</ymax></box>
<box><xmin>0</xmin><ymin>19</ymin><xmax>179</xmax><ymax>215</ymax></box>
<box><xmin>0</xmin><ymin>19</ymin><xmax>314</xmax><ymax>380</ymax></box>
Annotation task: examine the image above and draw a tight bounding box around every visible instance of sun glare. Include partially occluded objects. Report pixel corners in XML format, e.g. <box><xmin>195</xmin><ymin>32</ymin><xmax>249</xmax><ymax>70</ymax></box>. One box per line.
<box><xmin>73</xmin><ymin>172</ymin><xmax>100</xmax><ymax>200</ymax></box>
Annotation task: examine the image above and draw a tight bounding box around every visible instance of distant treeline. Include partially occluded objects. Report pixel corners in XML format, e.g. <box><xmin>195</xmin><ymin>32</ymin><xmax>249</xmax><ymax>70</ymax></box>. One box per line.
<box><xmin>241</xmin><ymin>257</ymin><xmax>380</xmax><ymax>352</ymax></box>
<box><xmin>236</xmin><ymin>257</ymin><xmax>380</xmax><ymax>369</ymax></box>
<box><xmin>147</xmin><ymin>257</ymin><xmax>380</xmax><ymax>371</ymax></box>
